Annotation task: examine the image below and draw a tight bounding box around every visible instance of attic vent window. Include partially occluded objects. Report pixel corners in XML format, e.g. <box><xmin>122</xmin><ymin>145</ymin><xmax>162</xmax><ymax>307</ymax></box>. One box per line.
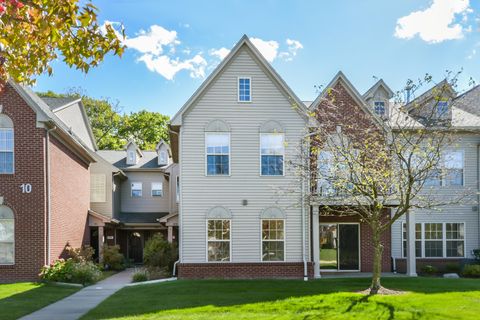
<box><xmin>374</xmin><ymin>101</ymin><xmax>386</xmax><ymax>116</ymax></box>
<box><xmin>128</xmin><ymin>151</ymin><xmax>135</xmax><ymax>163</ymax></box>
<box><xmin>159</xmin><ymin>151</ymin><xmax>167</xmax><ymax>165</ymax></box>
<box><xmin>238</xmin><ymin>77</ymin><xmax>251</xmax><ymax>102</ymax></box>
<box><xmin>436</xmin><ymin>101</ymin><xmax>448</xmax><ymax>117</ymax></box>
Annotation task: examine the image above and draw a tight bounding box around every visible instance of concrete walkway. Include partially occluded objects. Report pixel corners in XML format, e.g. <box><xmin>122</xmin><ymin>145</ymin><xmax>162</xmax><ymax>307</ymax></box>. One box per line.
<box><xmin>21</xmin><ymin>269</ymin><xmax>134</xmax><ymax>320</ymax></box>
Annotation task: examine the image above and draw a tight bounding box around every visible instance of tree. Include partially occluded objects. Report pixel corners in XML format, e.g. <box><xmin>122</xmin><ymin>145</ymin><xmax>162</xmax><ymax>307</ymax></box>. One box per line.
<box><xmin>0</xmin><ymin>0</ymin><xmax>124</xmax><ymax>84</ymax></box>
<box><xmin>294</xmin><ymin>72</ymin><xmax>473</xmax><ymax>294</ymax></box>
<box><xmin>121</xmin><ymin>110</ymin><xmax>170</xmax><ymax>150</ymax></box>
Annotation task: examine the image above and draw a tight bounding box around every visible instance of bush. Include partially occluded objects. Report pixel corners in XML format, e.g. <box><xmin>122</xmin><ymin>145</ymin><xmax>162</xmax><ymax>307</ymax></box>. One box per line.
<box><xmin>421</xmin><ymin>265</ymin><xmax>438</xmax><ymax>275</ymax></box>
<box><xmin>445</xmin><ymin>262</ymin><xmax>461</xmax><ymax>273</ymax></box>
<box><xmin>473</xmin><ymin>249</ymin><xmax>480</xmax><ymax>262</ymax></box>
<box><xmin>132</xmin><ymin>269</ymin><xmax>148</xmax><ymax>282</ymax></box>
<box><xmin>66</xmin><ymin>245</ymin><xmax>95</xmax><ymax>263</ymax></box>
<box><xmin>462</xmin><ymin>264</ymin><xmax>480</xmax><ymax>278</ymax></box>
<box><xmin>143</xmin><ymin>233</ymin><xmax>178</xmax><ymax>272</ymax></box>
<box><xmin>102</xmin><ymin>245</ymin><xmax>125</xmax><ymax>271</ymax></box>
<box><xmin>40</xmin><ymin>258</ymin><xmax>102</xmax><ymax>285</ymax></box>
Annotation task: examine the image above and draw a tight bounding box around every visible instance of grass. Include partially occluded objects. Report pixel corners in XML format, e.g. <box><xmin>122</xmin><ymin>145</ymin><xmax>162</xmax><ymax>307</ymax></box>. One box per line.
<box><xmin>82</xmin><ymin>277</ymin><xmax>480</xmax><ymax>320</ymax></box>
<box><xmin>0</xmin><ymin>282</ymin><xmax>80</xmax><ymax>320</ymax></box>
<box><xmin>99</xmin><ymin>270</ymin><xmax>118</xmax><ymax>281</ymax></box>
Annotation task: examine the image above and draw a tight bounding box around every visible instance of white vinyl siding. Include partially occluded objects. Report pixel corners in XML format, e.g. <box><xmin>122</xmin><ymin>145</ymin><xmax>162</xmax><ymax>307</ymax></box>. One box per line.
<box><xmin>180</xmin><ymin>46</ymin><xmax>306</xmax><ymax>263</ymax></box>
<box><xmin>90</xmin><ymin>174</ymin><xmax>106</xmax><ymax>203</ymax></box>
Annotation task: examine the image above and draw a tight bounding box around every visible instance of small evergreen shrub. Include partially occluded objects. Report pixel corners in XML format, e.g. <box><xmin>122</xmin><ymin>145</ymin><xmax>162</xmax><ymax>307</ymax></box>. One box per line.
<box><xmin>143</xmin><ymin>233</ymin><xmax>178</xmax><ymax>272</ymax></box>
<box><xmin>445</xmin><ymin>262</ymin><xmax>461</xmax><ymax>273</ymax></box>
<box><xmin>421</xmin><ymin>265</ymin><xmax>438</xmax><ymax>275</ymax></box>
<box><xmin>102</xmin><ymin>244</ymin><xmax>125</xmax><ymax>270</ymax></box>
<box><xmin>462</xmin><ymin>264</ymin><xmax>480</xmax><ymax>278</ymax></box>
<box><xmin>473</xmin><ymin>249</ymin><xmax>480</xmax><ymax>262</ymax></box>
<box><xmin>132</xmin><ymin>269</ymin><xmax>148</xmax><ymax>282</ymax></box>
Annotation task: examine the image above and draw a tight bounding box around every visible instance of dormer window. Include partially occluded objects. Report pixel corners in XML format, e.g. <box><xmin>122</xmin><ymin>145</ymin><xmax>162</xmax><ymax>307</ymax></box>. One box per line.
<box><xmin>238</xmin><ymin>77</ymin><xmax>251</xmax><ymax>102</ymax></box>
<box><xmin>436</xmin><ymin>101</ymin><xmax>448</xmax><ymax>117</ymax></box>
<box><xmin>159</xmin><ymin>150</ymin><xmax>167</xmax><ymax>165</ymax></box>
<box><xmin>127</xmin><ymin>150</ymin><xmax>135</xmax><ymax>164</ymax></box>
<box><xmin>374</xmin><ymin>101</ymin><xmax>386</xmax><ymax>116</ymax></box>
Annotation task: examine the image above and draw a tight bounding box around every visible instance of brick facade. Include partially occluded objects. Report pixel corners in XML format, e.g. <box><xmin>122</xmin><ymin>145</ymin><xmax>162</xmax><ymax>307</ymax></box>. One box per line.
<box><xmin>394</xmin><ymin>258</ymin><xmax>463</xmax><ymax>274</ymax></box>
<box><xmin>178</xmin><ymin>262</ymin><xmax>314</xmax><ymax>279</ymax></box>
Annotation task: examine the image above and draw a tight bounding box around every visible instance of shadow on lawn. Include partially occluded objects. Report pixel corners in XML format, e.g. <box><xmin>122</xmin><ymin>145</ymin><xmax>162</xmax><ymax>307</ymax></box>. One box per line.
<box><xmin>82</xmin><ymin>277</ymin><xmax>480</xmax><ymax>320</ymax></box>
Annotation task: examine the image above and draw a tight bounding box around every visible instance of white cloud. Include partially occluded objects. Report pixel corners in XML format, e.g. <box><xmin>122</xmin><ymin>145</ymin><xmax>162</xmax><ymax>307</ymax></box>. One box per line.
<box><xmin>139</xmin><ymin>54</ymin><xmax>207</xmax><ymax>80</ymax></box>
<box><xmin>123</xmin><ymin>25</ymin><xmax>179</xmax><ymax>55</ymax></box>
<box><xmin>279</xmin><ymin>39</ymin><xmax>303</xmax><ymax>61</ymax></box>
<box><xmin>249</xmin><ymin>38</ymin><xmax>279</xmax><ymax>62</ymax></box>
<box><xmin>394</xmin><ymin>0</ymin><xmax>472</xmax><ymax>43</ymax></box>
<box><xmin>209</xmin><ymin>47</ymin><xmax>231</xmax><ymax>60</ymax></box>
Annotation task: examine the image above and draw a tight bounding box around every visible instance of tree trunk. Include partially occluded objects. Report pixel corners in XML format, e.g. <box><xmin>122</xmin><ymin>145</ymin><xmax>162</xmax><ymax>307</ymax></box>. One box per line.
<box><xmin>370</xmin><ymin>226</ymin><xmax>384</xmax><ymax>294</ymax></box>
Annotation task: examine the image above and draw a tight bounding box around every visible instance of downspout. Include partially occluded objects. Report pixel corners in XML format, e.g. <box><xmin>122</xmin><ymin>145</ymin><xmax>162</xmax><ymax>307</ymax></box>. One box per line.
<box><xmin>46</xmin><ymin>126</ymin><xmax>57</xmax><ymax>265</ymax></box>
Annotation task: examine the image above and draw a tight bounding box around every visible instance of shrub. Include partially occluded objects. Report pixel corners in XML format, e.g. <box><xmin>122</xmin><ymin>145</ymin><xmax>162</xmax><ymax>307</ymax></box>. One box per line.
<box><xmin>102</xmin><ymin>245</ymin><xmax>125</xmax><ymax>271</ymax></box>
<box><xmin>66</xmin><ymin>245</ymin><xmax>95</xmax><ymax>263</ymax></box>
<box><xmin>473</xmin><ymin>249</ymin><xmax>480</xmax><ymax>262</ymax></box>
<box><xmin>445</xmin><ymin>262</ymin><xmax>461</xmax><ymax>273</ymax></box>
<box><xmin>143</xmin><ymin>233</ymin><xmax>178</xmax><ymax>272</ymax></box>
<box><xmin>462</xmin><ymin>264</ymin><xmax>480</xmax><ymax>278</ymax></box>
<box><xmin>132</xmin><ymin>269</ymin><xmax>148</xmax><ymax>282</ymax></box>
<box><xmin>145</xmin><ymin>266</ymin><xmax>168</xmax><ymax>280</ymax></box>
<box><xmin>40</xmin><ymin>258</ymin><xmax>102</xmax><ymax>285</ymax></box>
<box><xmin>421</xmin><ymin>265</ymin><xmax>438</xmax><ymax>275</ymax></box>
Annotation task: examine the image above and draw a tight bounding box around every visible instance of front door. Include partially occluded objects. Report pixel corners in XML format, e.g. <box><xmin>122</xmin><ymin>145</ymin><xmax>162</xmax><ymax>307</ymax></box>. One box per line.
<box><xmin>320</xmin><ymin>223</ymin><xmax>360</xmax><ymax>271</ymax></box>
<box><xmin>128</xmin><ymin>231</ymin><xmax>144</xmax><ymax>264</ymax></box>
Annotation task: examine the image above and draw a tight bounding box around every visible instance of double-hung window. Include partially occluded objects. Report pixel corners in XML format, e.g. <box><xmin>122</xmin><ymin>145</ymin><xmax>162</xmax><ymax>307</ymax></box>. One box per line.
<box><xmin>446</xmin><ymin>223</ymin><xmax>465</xmax><ymax>257</ymax></box>
<box><xmin>444</xmin><ymin>150</ymin><xmax>463</xmax><ymax>186</ymax></box>
<box><xmin>262</xmin><ymin>219</ymin><xmax>285</xmax><ymax>261</ymax></box>
<box><xmin>402</xmin><ymin>223</ymin><xmax>422</xmax><ymax>257</ymax></box>
<box><xmin>374</xmin><ymin>101</ymin><xmax>386</xmax><ymax>116</ymax></box>
<box><xmin>436</xmin><ymin>101</ymin><xmax>448</xmax><ymax>117</ymax></box>
<box><xmin>151</xmin><ymin>182</ymin><xmax>163</xmax><ymax>197</ymax></box>
<box><xmin>0</xmin><ymin>127</ymin><xmax>14</xmax><ymax>174</ymax></box>
<box><xmin>424</xmin><ymin>223</ymin><xmax>443</xmax><ymax>257</ymax></box>
<box><xmin>317</xmin><ymin>150</ymin><xmax>334</xmax><ymax>195</ymax></box>
<box><xmin>0</xmin><ymin>205</ymin><xmax>14</xmax><ymax>264</ymax></box>
<box><xmin>131</xmin><ymin>182</ymin><xmax>142</xmax><ymax>198</ymax></box>
<box><xmin>159</xmin><ymin>151</ymin><xmax>167</xmax><ymax>165</ymax></box>
<box><xmin>206</xmin><ymin>133</ymin><xmax>230</xmax><ymax>176</ymax></box>
<box><xmin>207</xmin><ymin>219</ymin><xmax>230</xmax><ymax>261</ymax></box>
<box><xmin>238</xmin><ymin>77</ymin><xmax>251</xmax><ymax>102</ymax></box>
<box><xmin>260</xmin><ymin>133</ymin><xmax>284</xmax><ymax>176</ymax></box>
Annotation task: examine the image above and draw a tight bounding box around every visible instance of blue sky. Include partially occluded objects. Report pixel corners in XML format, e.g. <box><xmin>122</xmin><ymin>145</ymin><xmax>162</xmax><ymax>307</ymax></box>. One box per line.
<box><xmin>35</xmin><ymin>0</ymin><xmax>480</xmax><ymax>116</ymax></box>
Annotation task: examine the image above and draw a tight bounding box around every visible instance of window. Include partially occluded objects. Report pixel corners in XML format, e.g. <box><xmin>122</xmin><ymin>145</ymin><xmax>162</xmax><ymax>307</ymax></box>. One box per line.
<box><xmin>424</xmin><ymin>168</ymin><xmax>442</xmax><ymax>186</ymax></box>
<box><xmin>0</xmin><ymin>205</ymin><xmax>14</xmax><ymax>264</ymax></box>
<box><xmin>207</xmin><ymin>219</ymin><xmax>230</xmax><ymax>261</ymax></box>
<box><xmin>444</xmin><ymin>150</ymin><xmax>463</xmax><ymax>186</ymax></box>
<box><xmin>424</xmin><ymin>223</ymin><xmax>443</xmax><ymax>257</ymax></box>
<box><xmin>176</xmin><ymin>176</ymin><xmax>180</xmax><ymax>203</ymax></box>
<box><xmin>206</xmin><ymin>133</ymin><xmax>230</xmax><ymax>176</ymax></box>
<box><xmin>374</xmin><ymin>101</ymin><xmax>386</xmax><ymax>116</ymax></box>
<box><xmin>436</xmin><ymin>101</ymin><xmax>448</xmax><ymax>117</ymax></box>
<box><xmin>402</xmin><ymin>223</ymin><xmax>422</xmax><ymax>258</ymax></box>
<box><xmin>90</xmin><ymin>174</ymin><xmax>106</xmax><ymax>202</ymax></box>
<box><xmin>131</xmin><ymin>182</ymin><xmax>142</xmax><ymax>197</ymax></box>
<box><xmin>128</xmin><ymin>151</ymin><xmax>135</xmax><ymax>164</ymax></box>
<box><xmin>238</xmin><ymin>77</ymin><xmax>251</xmax><ymax>102</ymax></box>
<box><xmin>446</xmin><ymin>223</ymin><xmax>465</xmax><ymax>257</ymax></box>
<box><xmin>0</xmin><ymin>123</ymin><xmax>14</xmax><ymax>174</ymax></box>
<box><xmin>317</xmin><ymin>150</ymin><xmax>334</xmax><ymax>195</ymax></box>
<box><xmin>151</xmin><ymin>182</ymin><xmax>163</xmax><ymax>197</ymax></box>
<box><xmin>262</xmin><ymin>219</ymin><xmax>285</xmax><ymax>261</ymax></box>
<box><xmin>260</xmin><ymin>133</ymin><xmax>284</xmax><ymax>176</ymax></box>
<box><xmin>159</xmin><ymin>151</ymin><xmax>167</xmax><ymax>165</ymax></box>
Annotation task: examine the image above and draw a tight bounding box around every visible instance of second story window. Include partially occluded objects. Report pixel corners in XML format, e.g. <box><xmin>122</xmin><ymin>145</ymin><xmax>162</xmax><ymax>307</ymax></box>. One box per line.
<box><xmin>159</xmin><ymin>151</ymin><xmax>167</xmax><ymax>165</ymax></box>
<box><xmin>151</xmin><ymin>182</ymin><xmax>163</xmax><ymax>197</ymax></box>
<box><xmin>238</xmin><ymin>77</ymin><xmax>251</xmax><ymax>102</ymax></box>
<box><xmin>444</xmin><ymin>150</ymin><xmax>463</xmax><ymax>186</ymax></box>
<box><xmin>0</xmin><ymin>114</ymin><xmax>14</xmax><ymax>174</ymax></box>
<box><xmin>260</xmin><ymin>133</ymin><xmax>284</xmax><ymax>176</ymax></box>
<box><xmin>436</xmin><ymin>101</ymin><xmax>448</xmax><ymax>117</ymax></box>
<box><xmin>374</xmin><ymin>101</ymin><xmax>386</xmax><ymax>116</ymax></box>
<box><xmin>206</xmin><ymin>133</ymin><xmax>230</xmax><ymax>176</ymax></box>
<box><xmin>131</xmin><ymin>182</ymin><xmax>142</xmax><ymax>197</ymax></box>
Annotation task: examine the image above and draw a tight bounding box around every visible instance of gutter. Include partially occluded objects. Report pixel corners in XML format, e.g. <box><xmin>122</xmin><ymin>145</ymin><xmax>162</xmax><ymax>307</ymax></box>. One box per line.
<box><xmin>46</xmin><ymin>126</ymin><xmax>57</xmax><ymax>265</ymax></box>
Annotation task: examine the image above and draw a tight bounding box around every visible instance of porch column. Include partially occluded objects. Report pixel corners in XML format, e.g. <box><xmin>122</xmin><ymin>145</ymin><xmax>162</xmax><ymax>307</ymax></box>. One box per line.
<box><xmin>98</xmin><ymin>226</ymin><xmax>104</xmax><ymax>263</ymax></box>
<box><xmin>167</xmin><ymin>226</ymin><xmax>173</xmax><ymax>243</ymax></box>
<box><xmin>406</xmin><ymin>210</ymin><xmax>417</xmax><ymax>277</ymax></box>
<box><xmin>312</xmin><ymin>206</ymin><xmax>321</xmax><ymax>278</ymax></box>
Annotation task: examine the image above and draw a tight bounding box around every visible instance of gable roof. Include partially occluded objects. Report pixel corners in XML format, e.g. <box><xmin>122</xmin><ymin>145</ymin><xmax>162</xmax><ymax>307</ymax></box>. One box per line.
<box><xmin>451</xmin><ymin>85</ymin><xmax>480</xmax><ymax>116</ymax></box>
<box><xmin>124</xmin><ymin>139</ymin><xmax>144</xmax><ymax>157</ymax></box>
<box><xmin>309</xmin><ymin>71</ymin><xmax>387</xmax><ymax>132</ymax></box>
<box><xmin>170</xmin><ymin>35</ymin><xmax>309</xmax><ymax>126</ymax></box>
<box><xmin>41</xmin><ymin>96</ymin><xmax>81</xmax><ymax>111</ymax></box>
<box><xmin>96</xmin><ymin>150</ymin><xmax>171</xmax><ymax>170</ymax></box>
<box><xmin>363</xmin><ymin>79</ymin><xmax>394</xmax><ymax>100</ymax></box>
<box><xmin>404</xmin><ymin>79</ymin><xmax>456</xmax><ymax>110</ymax></box>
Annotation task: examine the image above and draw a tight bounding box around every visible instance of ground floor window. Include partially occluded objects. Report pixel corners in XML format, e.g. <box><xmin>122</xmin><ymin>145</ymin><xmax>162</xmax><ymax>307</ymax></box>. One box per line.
<box><xmin>261</xmin><ymin>219</ymin><xmax>285</xmax><ymax>261</ymax></box>
<box><xmin>0</xmin><ymin>205</ymin><xmax>14</xmax><ymax>264</ymax></box>
<box><xmin>207</xmin><ymin>219</ymin><xmax>230</xmax><ymax>262</ymax></box>
<box><xmin>402</xmin><ymin>222</ymin><xmax>465</xmax><ymax>258</ymax></box>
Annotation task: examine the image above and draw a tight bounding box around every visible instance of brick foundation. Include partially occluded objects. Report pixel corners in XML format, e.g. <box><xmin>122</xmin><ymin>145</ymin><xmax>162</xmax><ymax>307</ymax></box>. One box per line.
<box><xmin>395</xmin><ymin>258</ymin><xmax>463</xmax><ymax>274</ymax></box>
<box><xmin>178</xmin><ymin>262</ymin><xmax>314</xmax><ymax>279</ymax></box>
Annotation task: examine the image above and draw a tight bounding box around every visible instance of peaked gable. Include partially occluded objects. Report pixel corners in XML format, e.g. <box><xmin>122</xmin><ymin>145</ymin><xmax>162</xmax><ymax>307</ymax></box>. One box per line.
<box><xmin>363</xmin><ymin>79</ymin><xmax>394</xmax><ymax>101</ymax></box>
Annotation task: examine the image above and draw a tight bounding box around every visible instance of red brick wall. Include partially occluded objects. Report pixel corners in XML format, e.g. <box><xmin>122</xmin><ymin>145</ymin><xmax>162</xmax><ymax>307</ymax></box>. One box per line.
<box><xmin>318</xmin><ymin>213</ymin><xmax>392</xmax><ymax>272</ymax></box>
<box><xmin>0</xmin><ymin>83</ymin><xmax>47</xmax><ymax>282</ymax></box>
<box><xmin>178</xmin><ymin>262</ymin><xmax>314</xmax><ymax>279</ymax></box>
<box><xmin>49</xmin><ymin>136</ymin><xmax>90</xmax><ymax>261</ymax></box>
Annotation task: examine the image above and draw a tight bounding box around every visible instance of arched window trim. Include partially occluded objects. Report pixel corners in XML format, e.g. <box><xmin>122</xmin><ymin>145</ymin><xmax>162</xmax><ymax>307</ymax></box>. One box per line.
<box><xmin>204</xmin><ymin>119</ymin><xmax>230</xmax><ymax>132</ymax></box>
<box><xmin>0</xmin><ymin>114</ymin><xmax>14</xmax><ymax>174</ymax></box>
<box><xmin>0</xmin><ymin>205</ymin><xmax>14</xmax><ymax>265</ymax></box>
<box><xmin>260</xmin><ymin>207</ymin><xmax>286</xmax><ymax>219</ymax></box>
<box><xmin>259</xmin><ymin>120</ymin><xmax>284</xmax><ymax>133</ymax></box>
<box><xmin>206</xmin><ymin>206</ymin><xmax>232</xmax><ymax>219</ymax></box>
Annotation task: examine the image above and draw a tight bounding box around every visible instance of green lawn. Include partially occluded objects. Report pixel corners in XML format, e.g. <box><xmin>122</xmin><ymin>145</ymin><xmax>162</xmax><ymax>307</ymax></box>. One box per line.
<box><xmin>83</xmin><ymin>277</ymin><xmax>480</xmax><ymax>320</ymax></box>
<box><xmin>0</xmin><ymin>282</ymin><xmax>80</xmax><ymax>320</ymax></box>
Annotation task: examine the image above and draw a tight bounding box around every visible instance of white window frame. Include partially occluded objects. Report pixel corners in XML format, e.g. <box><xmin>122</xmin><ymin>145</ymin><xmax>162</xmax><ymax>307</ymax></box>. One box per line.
<box><xmin>0</xmin><ymin>127</ymin><xmax>14</xmax><ymax>175</ymax></box>
<box><xmin>237</xmin><ymin>76</ymin><xmax>252</xmax><ymax>103</ymax></box>
<box><xmin>259</xmin><ymin>133</ymin><xmax>285</xmax><ymax>177</ymax></box>
<box><xmin>131</xmin><ymin>182</ymin><xmax>142</xmax><ymax>198</ymax></box>
<box><xmin>159</xmin><ymin>150</ymin><xmax>168</xmax><ymax>165</ymax></box>
<box><xmin>0</xmin><ymin>207</ymin><xmax>14</xmax><ymax>265</ymax></box>
<box><xmin>373</xmin><ymin>101</ymin><xmax>386</xmax><ymax>116</ymax></box>
<box><xmin>206</xmin><ymin>219</ymin><xmax>231</xmax><ymax>262</ymax></box>
<box><xmin>260</xmin><ymin>219</ymin><xmax>286</xmax><ymax>262</ymax></box>
<box><xmin>151</xmin><ymin>182</ymin><xmax>163</xmax><ymax>197</ymax></box>
<box><xmin>205</xmin><ymin>132</ymin><xmax>231</xmax><ymax>176</ymax></box>
<box><xmin>442</xmin><ymin>149</ymin><xmax>464</xmax><ymax>187</ymax></box>
<box><xmin>401</xmin><ymin>222</ymin><xmax>465</xmax><ymax>258</ymax></box>
<box><xmin>127</xmin><ymin>150</ymin><xmax>135</xmax><ymax>164</ymax></box>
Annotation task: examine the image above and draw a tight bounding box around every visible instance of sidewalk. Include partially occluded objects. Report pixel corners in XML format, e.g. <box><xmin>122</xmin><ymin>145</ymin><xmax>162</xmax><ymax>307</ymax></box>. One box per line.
<box><xmin>21</xmin><ymin>269</ymin><xmax>134</xmax><ymax>320</ymax></box>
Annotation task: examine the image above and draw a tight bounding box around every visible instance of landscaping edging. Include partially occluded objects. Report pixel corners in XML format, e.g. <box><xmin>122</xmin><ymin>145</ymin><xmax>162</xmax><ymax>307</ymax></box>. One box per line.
<box><xmin>126</xmin><ymin>277</ymin><xmax>177</xmax><ymax>287</ymax></box>
<box><xmin>42</xmin><ymin>281</ymin><xmax>84</xmax><ymax>288</ymax></box>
